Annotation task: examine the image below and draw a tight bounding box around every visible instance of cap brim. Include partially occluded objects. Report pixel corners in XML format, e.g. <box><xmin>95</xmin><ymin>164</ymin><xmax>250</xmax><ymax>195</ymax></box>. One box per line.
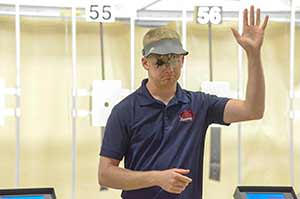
<box><xmin>143</xmin><ymin>39</ymin><xmax>189</xmax><ymax>57</ymax></box>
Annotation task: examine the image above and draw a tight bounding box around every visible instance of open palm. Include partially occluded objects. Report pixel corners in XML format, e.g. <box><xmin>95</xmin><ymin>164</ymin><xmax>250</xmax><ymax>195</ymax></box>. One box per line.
<box><xmin>231</xmin><ymin>6</ymin><xmax>269</xmax><ymax>53</ymax></box>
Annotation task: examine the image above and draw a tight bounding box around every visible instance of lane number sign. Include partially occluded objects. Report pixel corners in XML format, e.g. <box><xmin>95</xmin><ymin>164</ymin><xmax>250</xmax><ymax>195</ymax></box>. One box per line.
<box><xmin>195</xmin><ymin>6</ymin><xmax>222</xmax><ymax>24</ymax></box>
<box><xmin>86</xmin><ymin>2</ymin><xmax>115</xmax><ymax>22</ymax></box>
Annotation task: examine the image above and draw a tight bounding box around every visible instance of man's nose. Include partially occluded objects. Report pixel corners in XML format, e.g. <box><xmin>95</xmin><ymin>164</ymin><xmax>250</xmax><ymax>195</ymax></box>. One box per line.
<box><xmin>164</xmin><ymin>63</ymin><xmax>175</xmax><ymax>71</ymax></box>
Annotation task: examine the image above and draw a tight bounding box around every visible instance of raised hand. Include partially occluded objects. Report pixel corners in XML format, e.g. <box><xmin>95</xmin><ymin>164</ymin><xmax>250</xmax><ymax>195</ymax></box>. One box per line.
<box><xmin>231</xmin><ymin>5</ymin><xmax>269</xmax><ymax>54</ymax></box>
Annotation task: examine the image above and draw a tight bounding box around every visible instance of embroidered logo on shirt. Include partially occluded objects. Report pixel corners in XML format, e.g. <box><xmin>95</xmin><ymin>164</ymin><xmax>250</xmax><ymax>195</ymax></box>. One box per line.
<box><xmin>179</xmin><ymin>109</ymin><xmax>194</xmax><ymax>122</ymax></box>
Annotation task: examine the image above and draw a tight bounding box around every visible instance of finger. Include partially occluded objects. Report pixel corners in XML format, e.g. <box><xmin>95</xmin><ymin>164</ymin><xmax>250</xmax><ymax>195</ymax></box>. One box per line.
<box><xmin>256</xmin><ymin>8</ymin><xmax>260</xmax><ymax>26</ymax></box>
<box><xmin>261</xmin><ymin>15</ymin><xmax>269</xmax><ymax>30</ymax></box>
<box><xmin>243</xmin><ymin>8</ymin><xmax>248</xmax><ymax>29</ymax></box>
<box><xmin>231</xmin><ymin>28</ymin><xmax>241</xmax><ymax>41</ymax></box>
<box><xmin>250</xmin><ymin>5</ymin><xmax>255</xmax><ymax>26</ymax></box>
<box><xmin>174</xmin><ymin>168</ymin><xmax>190</xmax><ymax>175</ymax></box>
<box><xmin>175</xmin><ymin>173</ymin><xmax>192</xmax><ymax>184</ymax></box>
<box><xmin>173</xmin><ymin>179</ymin><xmax>189</xmax><ymax>187</ymax></box>
<box><xmin>175</xmin><ymin>174</ymin><xmax>192</xmax><ymax>183</ymax></box>
<box><xmin>173</xmin><ymin>183</ymin><xmax>186</xmax><ymax>190</ymax></box>
<box><xmin>169</xmin><ymin>187</ymin><xmax>183</xmax><ymax>194</ymax></box>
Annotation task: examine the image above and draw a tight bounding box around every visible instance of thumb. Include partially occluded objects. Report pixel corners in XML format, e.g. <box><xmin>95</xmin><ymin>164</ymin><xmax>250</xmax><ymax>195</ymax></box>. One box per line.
<box><xmin>231</xmin><ymin>27</ymin><xmax>241</xmax><ymax>42</ymax></box>
<box><xmin>174</xmin><ymin>169</ymin><xmax>190</xmax><ymax>175</ymax></box>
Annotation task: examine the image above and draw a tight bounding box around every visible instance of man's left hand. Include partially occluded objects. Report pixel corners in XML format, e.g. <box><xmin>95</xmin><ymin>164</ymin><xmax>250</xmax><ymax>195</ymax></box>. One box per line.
<box><xmin>231</xmin><ymin>5</ymin><xmax>269</xmax><ymax>54</ymax></box>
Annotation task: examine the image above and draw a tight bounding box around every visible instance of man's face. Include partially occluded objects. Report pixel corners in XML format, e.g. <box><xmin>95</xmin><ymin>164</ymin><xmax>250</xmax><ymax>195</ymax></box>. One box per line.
<box><xmin>142</xmin><ymin>53</ymin><xmax>184</xmax><ymax>87</ymax></box>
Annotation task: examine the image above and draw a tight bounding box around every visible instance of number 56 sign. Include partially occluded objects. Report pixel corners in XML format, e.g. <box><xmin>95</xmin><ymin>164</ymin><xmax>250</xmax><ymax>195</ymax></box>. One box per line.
<box><xmin>195</xmin><ymin>6</ymin><xmax>222</xmax><ymax>24</ymax></box>
<box><xmin>86</xmin><ymin>1</ymin><xmax>115</xmax><ymax>22</ymax></box>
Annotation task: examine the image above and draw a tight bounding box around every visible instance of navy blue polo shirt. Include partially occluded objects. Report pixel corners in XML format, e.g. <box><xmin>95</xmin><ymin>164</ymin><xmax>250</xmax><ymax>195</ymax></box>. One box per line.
<box><xmin>100</xmin><ymin>79</ymin><xmax>230</xmax><ymax>199</ymax></box>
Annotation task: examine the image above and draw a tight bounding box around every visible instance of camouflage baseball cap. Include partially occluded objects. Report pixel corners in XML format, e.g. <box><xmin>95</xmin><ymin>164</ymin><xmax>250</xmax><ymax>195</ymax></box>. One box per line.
<box><xmin>142</xmin><ymin>27</ymin><xmax>189</xmax><ymax>57</ymax></box>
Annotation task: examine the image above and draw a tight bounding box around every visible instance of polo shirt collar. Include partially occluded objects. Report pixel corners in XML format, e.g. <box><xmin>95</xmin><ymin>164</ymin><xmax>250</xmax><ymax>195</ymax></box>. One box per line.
<box><xmin>137</xmin><ymin>79</ymin><xmax>189</xmax><ymax>106</ymax></box>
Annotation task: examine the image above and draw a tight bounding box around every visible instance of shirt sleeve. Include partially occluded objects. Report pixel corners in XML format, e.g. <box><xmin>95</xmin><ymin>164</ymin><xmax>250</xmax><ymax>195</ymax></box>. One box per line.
<box><xmin>100</xmin><ymin>106</ymin><xmax>129</xmax><ymax>160</ymax></box>
<box><xmin>205</xmin><ymin>93</ymin><xmax>231</xmax><ymax>126</ymax></box>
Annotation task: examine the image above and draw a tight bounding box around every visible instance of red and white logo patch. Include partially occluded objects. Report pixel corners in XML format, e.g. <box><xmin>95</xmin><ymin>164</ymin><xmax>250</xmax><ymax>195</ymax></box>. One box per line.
<box><xmin>179</xmin><ymin>109</ymin><xmax>194</xmax><ymax>122</ymax></box>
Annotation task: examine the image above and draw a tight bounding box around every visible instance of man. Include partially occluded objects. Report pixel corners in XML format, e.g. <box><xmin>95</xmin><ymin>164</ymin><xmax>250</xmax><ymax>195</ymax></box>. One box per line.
<box><xmin>98</xmin><ymin>5</ymin><xmax>268</xmax><ymax>199</ymax></box>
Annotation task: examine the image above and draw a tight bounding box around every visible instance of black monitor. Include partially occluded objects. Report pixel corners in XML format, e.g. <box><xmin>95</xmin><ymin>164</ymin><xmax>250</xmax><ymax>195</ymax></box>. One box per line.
<box><xmin>0</xmin><ymin>188</ymin><xmax>56</xmax><ymax>199</ymax></box>
<box><xmin>234</xmin><ymin>186</ymin><xmax>297</xmax><ymax>199</ymax></box>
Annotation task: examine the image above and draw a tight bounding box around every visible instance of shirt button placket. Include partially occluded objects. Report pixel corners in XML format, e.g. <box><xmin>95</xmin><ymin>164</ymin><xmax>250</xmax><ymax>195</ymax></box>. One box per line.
<box><xmin>163</xmin><ymin>108</ymin><xmax>169</xmax><ymax>133</ymax></box>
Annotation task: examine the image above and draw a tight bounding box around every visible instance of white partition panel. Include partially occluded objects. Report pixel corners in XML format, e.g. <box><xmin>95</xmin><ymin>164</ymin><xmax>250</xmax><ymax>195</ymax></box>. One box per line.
<box><xmin>92</xmin><ymin>80</ymin><xmax>130</xmax><ymax>127</ymax></box>
<box><xmin>201</xmin><ymin>81</ymin><xmax>231</xmax><ymax>98</ymax></box>
<box><xmin>0</xmin><ymin>79</ymin><xmax>4</xmax><ymax>126</ymax></box>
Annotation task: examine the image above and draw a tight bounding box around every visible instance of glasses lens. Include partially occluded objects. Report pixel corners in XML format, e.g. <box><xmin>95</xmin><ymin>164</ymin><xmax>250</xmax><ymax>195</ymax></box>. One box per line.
<box><xmin>149</xmin><ymin>54</ymin><xmax>181</xmax><ymax>68</ymax></box>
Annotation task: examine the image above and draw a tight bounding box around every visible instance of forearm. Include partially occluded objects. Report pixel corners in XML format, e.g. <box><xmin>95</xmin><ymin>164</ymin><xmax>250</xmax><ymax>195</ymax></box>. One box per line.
<box><xmin>245</xmin><ymin>50</ymin><xmax>265</xmax><ymax>118</ymax></box>
<box><xmin>99</xmin><ymin>165</ymin><xmax>158</xmax><ymax>190</ymax></box>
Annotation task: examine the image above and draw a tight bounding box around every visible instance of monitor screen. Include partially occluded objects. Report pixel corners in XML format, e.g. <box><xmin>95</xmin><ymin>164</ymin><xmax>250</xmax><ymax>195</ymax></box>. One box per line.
<box><xmin>234</xmin><ymin>186</ymin><xmax>297</xmax><ymax>199</ymax></box>
<box><xmin>1</xmin><ymin>196</ymin><xmax>45</xmax><ymax>199</ymax></box>
<box><xmin>246</xmin><ymin>193</ymin><xmax>286</xmax><ymax>199</ymax></box>
<box><xmin>0</xmin><ymin>188</ymin><xmax>55</xmax><ymax>199</ymax></box>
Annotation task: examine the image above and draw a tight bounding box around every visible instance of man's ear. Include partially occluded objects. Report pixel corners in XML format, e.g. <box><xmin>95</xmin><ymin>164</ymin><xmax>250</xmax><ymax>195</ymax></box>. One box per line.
<box><xmin>181</xmin><ymin>55</ymin><xmax>185</xmax><ymax>64</ymax></box>
<box><xmin>141</xmin><ymin>57</ymin><xmax>150</xmax><ymax>70</ymax></box>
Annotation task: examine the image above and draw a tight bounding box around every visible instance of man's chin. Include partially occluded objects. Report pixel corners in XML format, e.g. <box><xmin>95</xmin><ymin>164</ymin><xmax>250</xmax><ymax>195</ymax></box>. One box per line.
<box><xmin>161</xmin><ymin>78</ymin><xmax>177</xmax><ymax>85</ymax></box>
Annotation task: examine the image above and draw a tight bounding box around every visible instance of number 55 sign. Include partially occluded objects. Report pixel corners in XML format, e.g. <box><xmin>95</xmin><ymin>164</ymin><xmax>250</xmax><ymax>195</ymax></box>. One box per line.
<box><xmin>86</xmin><ymin>1</ymin><xmax>115</xmax><ymax>22</ymax></box>
<box><xmin>195</xmin><ymin>6</ymin><xmax>222</xmax><ymax>24</ymax></box>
